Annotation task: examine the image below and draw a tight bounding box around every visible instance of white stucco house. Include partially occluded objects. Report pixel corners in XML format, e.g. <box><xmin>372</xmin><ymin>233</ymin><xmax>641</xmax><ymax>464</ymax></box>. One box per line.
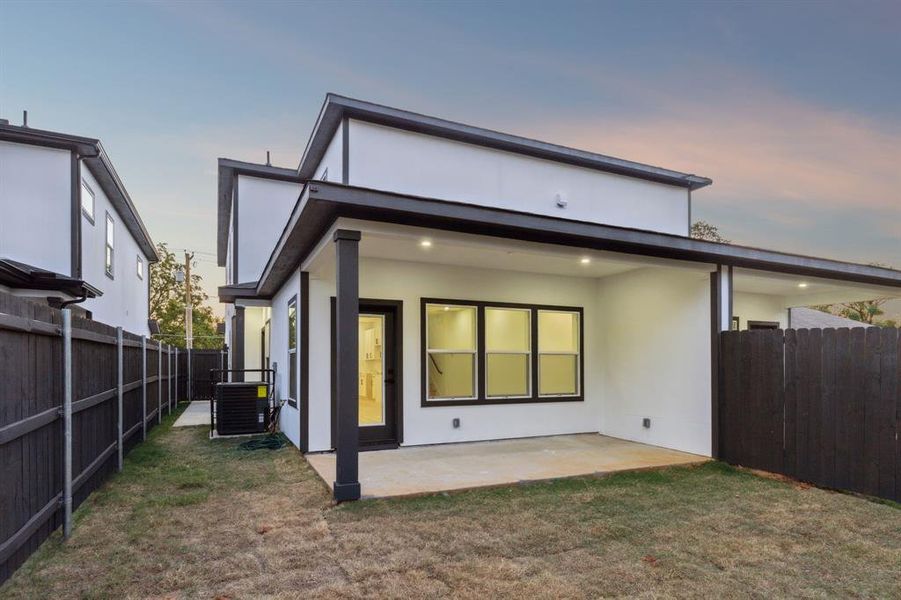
<box><xmin>217</xmin><ymin>94</ymin><xmax>901</xmax><ymax>500</ymax></box>
<box><xmin>0</xmin><ymin>117</ymin><xmax>157</xmax><ymax>335</ymax></box>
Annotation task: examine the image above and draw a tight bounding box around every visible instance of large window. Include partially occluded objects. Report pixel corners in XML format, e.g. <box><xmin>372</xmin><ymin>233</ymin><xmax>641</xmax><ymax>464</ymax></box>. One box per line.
<box><xmin>104</xmin><ymin>213</ymin><xmax>114</xmax><ymax>278</ymax></box>
<box><xmin>81</xmin><ymin>180</ymin><xmax>95</xmax><ymax>224</ymax></box>
<box><xmin>425</xmin><ymin>303</ymin><xmax>477</xmax><ymax>400</ymax></box>
<box><xmin>422</xmin><ymin>299</ymin><xmax>582</xmax><ymax>406</ymax></box>
<box><xmin>287</xmin><ymin>297</ymin><xmax>297</xmax><ymax>400</ymax></box>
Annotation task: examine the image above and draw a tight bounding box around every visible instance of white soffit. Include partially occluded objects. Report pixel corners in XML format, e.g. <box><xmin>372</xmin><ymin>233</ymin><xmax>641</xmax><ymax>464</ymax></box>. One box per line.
<box><xmin>304</xmin><ymin>219</ymin><xmax>713</xmax><ymax>279</ymax></box>
<box><xmin>733</xmin><ymin>267</ymin><xmax>901</xmax><ymax>302</ymax></box>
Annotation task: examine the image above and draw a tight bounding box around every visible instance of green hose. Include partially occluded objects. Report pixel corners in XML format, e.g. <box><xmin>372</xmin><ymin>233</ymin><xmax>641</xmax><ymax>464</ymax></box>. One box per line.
<box><xmin>238</xmin><ymin>434</ymin><xmax>287</xmax><ymax>451</ymax></box>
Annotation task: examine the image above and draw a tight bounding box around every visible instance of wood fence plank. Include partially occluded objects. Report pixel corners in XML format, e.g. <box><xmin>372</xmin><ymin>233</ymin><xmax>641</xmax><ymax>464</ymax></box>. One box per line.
<box><xmin>783</xmin><ymin>329</ymin><xmax>798</xmax><ymax>478</ymax></box>
<box><xmin>878</xmin><ymin>329</ymin><xmax>897</xmax><ymax>500</ymax></box>
<box><xmin>833</xmin><ymin>328</ymin><xmax>852</xmax><ymax>489</ymax></box>
<box><xmin>806</xmin><ymin>329</ymin><xmax>823</xmax><ymax>484</ymax></box>
<box><xmin>820</xmin><ymin>328</ymin><xmax>836</xmax><ymax>488</ymax></box>
<box><xmin>863</xmin><ymin>328</ymin><xmax>882</xmax><ymax>496</ymax></box>
<box><xmin>848</xmin><ymin>328</ymin><xmax>867</xmax><ymax>494</ymax></box>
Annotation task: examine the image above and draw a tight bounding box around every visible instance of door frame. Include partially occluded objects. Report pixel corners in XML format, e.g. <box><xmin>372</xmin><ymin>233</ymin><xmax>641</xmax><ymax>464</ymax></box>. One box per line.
<box><xmin>330</xmin><ymin>298</ymin><xmax>404</xmax><ymax>450</ymax></box>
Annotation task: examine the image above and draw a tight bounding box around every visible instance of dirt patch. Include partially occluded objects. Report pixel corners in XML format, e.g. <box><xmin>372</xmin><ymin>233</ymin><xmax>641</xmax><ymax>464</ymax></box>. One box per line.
<box><xmin>2</xmin><ymin>416</ymin><xmax>899</xmax><ymax>599</ymax></box>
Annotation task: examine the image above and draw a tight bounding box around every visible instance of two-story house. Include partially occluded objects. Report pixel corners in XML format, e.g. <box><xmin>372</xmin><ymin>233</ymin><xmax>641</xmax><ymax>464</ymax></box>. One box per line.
<box><xmin>0</xmin><ymin>118</ymin><xmax>157</xmax><ymax>335</ymax></box>
<box><xmin>217</xmin><ymin>95</ymin><xmax>901</xmax><ymax>500</ymax></box>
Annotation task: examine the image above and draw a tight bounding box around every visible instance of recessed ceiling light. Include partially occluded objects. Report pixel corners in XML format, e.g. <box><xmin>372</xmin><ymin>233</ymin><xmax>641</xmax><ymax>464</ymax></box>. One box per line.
<box><xmin>798</xmin><ymin>282</ymin><xmax>809</xmax><ymax>288</ymax></box>
<box><xmin>580</xmin><ymin>257</ymin><xmax>591</xmax><ymax>265</ymax></box>
<box><xmin>420</xmin><ymin>239</ymin><xmax>432</xmax><ymax>248</ymax></box>
<box><xmin>444</xmin><ymin>306</ymin><xmax>450</xmax><ymax>311</ymax></box>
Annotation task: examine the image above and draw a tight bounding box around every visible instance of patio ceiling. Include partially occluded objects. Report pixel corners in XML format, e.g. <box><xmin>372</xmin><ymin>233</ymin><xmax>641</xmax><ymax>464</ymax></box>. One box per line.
<box><xmin>303</xmin><ymin>219</ymin><xmax>713</xmax><ymax>281</ymax></box>
<box><xmin>733</xmin><ymin>267</ymin><xmax>901</xmax><ymax>306</ymax></box>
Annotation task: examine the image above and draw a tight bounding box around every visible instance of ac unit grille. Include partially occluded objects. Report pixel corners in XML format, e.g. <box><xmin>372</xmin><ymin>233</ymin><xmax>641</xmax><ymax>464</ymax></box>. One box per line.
<box><xmin>215</xmin><ymin>383</ymin><xmax>270</xmax><ymax>435</ymax></box>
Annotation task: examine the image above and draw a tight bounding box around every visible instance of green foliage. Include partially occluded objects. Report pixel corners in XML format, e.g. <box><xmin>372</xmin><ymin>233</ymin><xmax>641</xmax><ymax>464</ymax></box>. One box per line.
<box><xmin>690</xmin><ymin>220</ymin><xmax>730</xmax><ymax>243</ymax></box>
<box><xmin>149</xmin><ymin>243</ymin><xmax>223</xmax><ymax>349</ymax></box>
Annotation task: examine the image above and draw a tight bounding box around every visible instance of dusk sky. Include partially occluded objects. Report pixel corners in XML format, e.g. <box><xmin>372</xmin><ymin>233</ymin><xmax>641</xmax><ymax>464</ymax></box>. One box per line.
<box><xmin>2</xmin><ymin>1</ymin><xmax>899</xmax><ymax>315</ymax></box>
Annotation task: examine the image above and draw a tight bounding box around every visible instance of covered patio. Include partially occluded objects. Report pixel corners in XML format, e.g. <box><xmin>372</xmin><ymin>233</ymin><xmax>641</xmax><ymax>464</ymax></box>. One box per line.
<box><xmin>306</xmin><ymin>433</ymin><xmax>707</xmax><ymax>498</ymax></box>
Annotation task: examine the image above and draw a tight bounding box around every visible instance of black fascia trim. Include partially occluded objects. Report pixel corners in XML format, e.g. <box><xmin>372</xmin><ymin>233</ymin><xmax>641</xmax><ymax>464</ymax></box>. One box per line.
<box><xmin>256</xmin><ymin>182</ymin><xmax>901</xmax><ymax>298</ymax></box>
<box><xmin>341</xmin><ymin>117</ymin><xmax>349</xmax><ymax>184</ymax></box>
<box><xmin>232</xmin><ymin>173</ymin><xmax>239</xmax><ymax>284</ymax></box>
<box><xmin>216</xmin><ymin>158</ymin><xmax>305</xmax><ymax>266</ymax></box>
<box><xmin>420</xmin><ymin>298</ymin><xmax>584</xmax><ymax>407</ymax></box>
<box><xmin>296</xmin><ymin>94</ymin><xmax>712</xmax><ymax>191</ymax></box>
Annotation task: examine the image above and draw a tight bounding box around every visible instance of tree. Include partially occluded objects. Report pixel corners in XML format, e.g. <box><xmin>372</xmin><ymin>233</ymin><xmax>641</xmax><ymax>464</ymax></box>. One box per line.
<box><xmin>690</xmin><ymin>220</ymin><xmax>730</xmax><ymax>243</ymax></box>
<box><xmin>150</xmin><ymin>243</ymin><xmax>223</xmax><ymax>349</ymax></box>
<box><xmin>811</xmin><ymin>263</ymin><xmax>897</xmax><ymax>327</ymax></box>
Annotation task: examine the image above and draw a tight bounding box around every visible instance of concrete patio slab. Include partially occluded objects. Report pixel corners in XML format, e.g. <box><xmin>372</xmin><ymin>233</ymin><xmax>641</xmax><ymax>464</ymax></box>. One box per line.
<box><xmin>173</xmin><ymin>401</ymin><xmax>210</xmax><ymax>428</ymax></box>
<box><xmin>306</xmin><ymin>433</ymin><xmax>708</xmax><ymax>498</ymax></box>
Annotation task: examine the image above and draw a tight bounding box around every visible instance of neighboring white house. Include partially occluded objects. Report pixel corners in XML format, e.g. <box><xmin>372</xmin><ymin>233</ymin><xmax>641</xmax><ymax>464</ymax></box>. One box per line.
<box><xmin>217</xmin><ymin>94</ymin><xmax>901</xmax><ymax>501</ymax></box>
<box><xmin>0</xmin><ymin>117</ymin><xmax>157</xmax><ymax>335</ymax></box>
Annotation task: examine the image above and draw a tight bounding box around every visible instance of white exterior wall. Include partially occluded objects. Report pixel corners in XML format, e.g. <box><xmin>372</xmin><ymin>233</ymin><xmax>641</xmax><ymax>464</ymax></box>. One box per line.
<box><xmin>315</xmin><ymin>123</ymin><xmax>343</xmax><ymax>181</ymax></box>
<box><xmin>235</xmin><ymin>176</ymin><xmax>302</xmax><ymax>283</ymax></box>
<box><xmin>294</xmin><ymin>258</ymin><xmax>603</xmax><ymax>452</ymax></box>
<box><xmin>0</xmin><ymin>141</ymin><xmax>71</xmax><ymax>275</ymax></box>
<box><xmin>80</xmin><ymin>167</ymin><xmax>151</xmax><ymax>335</ymax></box>
<box><xmin>271</xmin><ymin>270</ymin><xmax>301</xmax><ymax>447</ymax></box>
<box><xmin>733</xmin><ymin>291</ymin><xmax>788</xmax><ymax>330</ymax></box>
<box><xmin>348</xmin><ymin>120</ymin><xmax>690</xmax><ymax>236</ymax></box>
<box><xmin>597</xmin><ymin>267</ymin><xmax>712</xmax><ymax>456</ymax></box>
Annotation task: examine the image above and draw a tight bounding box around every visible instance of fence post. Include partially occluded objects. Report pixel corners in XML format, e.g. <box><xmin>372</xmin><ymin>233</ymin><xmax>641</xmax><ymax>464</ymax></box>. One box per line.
<box><xmin>158</xmin><ymin>342</ymin><xmax>162</xmax><ymax>425</ymax></box>
<box><xmin>174</xmin><ymin>347</ymin><xmax>178</xmax><ymax>404</ymax></box>
<box><xmin>188</xmin><ymin>348</ymin><xmax>193</xmax><ymax>401</ymax></box>
<box><xmin>167</xmin><ymin>344</ymin><xmax>172</xmax><ymax>414</ymax></box>
<box><xmin>142</xmin><ymin>336</ymin><xmax>147</xmax><ymax>440</ymax></box>
<box><xmin>116</xmin><ymin>327</ymin><xmax>124</xmax><ymax>472</ymax></box>
<box><xmin>62</xmin><ymin>309</ymin><xmax>73</xmax><ymax>539</ymax></box>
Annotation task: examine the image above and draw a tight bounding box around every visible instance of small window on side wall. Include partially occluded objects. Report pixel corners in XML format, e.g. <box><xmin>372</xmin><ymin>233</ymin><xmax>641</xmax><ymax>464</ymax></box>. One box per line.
<box><xmin>136</xmin><ymin>256</ymin><xmax>144</xmax><ymax>280</ymax></box>
<box><xmin>81</xmin><ymin>180</ymin><xmax>95</xmax><ymax>224</ymax></box>
<box><xmin>104</xmin><ymin>213</ymin><xmax>115</xmax><ymax>278</ymax></box>
<box><xmin>287</xmin><ymin>297</ymin><xmax>297</xmax><ymax>400</ymax></box>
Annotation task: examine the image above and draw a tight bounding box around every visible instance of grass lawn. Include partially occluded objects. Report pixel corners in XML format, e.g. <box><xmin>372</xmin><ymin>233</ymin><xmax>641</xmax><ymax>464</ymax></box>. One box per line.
<box><xmin>2</xmin><ymin>406</ymin><xmax>899</xmax><ymax>599</ymax></box>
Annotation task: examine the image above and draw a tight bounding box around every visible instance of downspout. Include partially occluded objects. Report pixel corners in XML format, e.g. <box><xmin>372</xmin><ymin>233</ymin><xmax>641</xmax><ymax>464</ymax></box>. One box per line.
<box><xmin>60</xmin><ymin>292</ymin><xmax>89</xmax><ymax>309</ymax></box>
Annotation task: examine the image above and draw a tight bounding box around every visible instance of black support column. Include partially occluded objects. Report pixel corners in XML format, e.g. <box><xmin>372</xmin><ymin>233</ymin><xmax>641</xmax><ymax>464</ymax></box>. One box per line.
<box><xmin>333</xmin><ymin>229</ymin><xmax>361</xmax><ymax>502</ymax></box>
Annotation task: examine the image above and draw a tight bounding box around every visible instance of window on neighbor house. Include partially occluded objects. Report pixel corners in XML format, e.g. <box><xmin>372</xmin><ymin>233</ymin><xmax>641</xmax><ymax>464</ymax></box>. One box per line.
<box><xmin>485</xmin><ymin>307</ymin><xmax>531</xmax><ymax>398</ymax></box>
<box><xmin>81</xmin><ymin>180</ymin><xmax>95</xmax><ymax>223</ymax></box>
<box><xmin>423</xmin><ymin>300</ymin><xmax>583</xmax><ymax>404</ymax></box>
<box><xmin>136</xmin><ymin>256</ymin><xmax>144</xmax><ymax>280</ymax></box>
<box><xmin>425</xmin><ymin>303</ymin><xmax>477</xmax><ymax>400</ymax></box>
<box><xmin>104</xmin><ymin>213</ymin><xmax>115</xmax><ymax>278</ymax></box>
<box><xmin>537</xmin><ymin>310</ymin><xmax>580</xmax><ymax>397</ymax></box>
<box><xmin>287</xmin><ymin>297</ymin><xmax>297</xmax><ymax>400</ymax></box>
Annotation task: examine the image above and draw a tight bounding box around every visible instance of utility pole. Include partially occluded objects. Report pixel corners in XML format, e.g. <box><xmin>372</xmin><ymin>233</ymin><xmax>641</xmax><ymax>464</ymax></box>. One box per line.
<box><xmin>184</xmin><ymin>251</ymin><xmax>194</xmax><ymax>350</ymax></box>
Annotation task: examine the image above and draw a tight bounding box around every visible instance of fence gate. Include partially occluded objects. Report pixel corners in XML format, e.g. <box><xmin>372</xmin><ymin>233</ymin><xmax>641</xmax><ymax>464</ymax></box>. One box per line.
<box><xmin>719</xmin><ymin>328</ymin><xmax>899</xmax><ymax>502</ymax></box>
<box><xmin>177</xmin><ymin>349</ymin><xmax>225</xmax><ymax>401</ymax></box>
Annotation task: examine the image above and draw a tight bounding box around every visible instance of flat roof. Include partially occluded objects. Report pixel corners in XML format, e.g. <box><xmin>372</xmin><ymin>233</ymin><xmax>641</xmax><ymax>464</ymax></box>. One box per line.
<box><xmin>0</xmin><ymin>123</ymin><xmax>158</xmax><ymax>261</ymax></box>
<box><xmin>255</xmin><ymin>181</ymin><xmax>901</xmax><ymax>298</ymax></box>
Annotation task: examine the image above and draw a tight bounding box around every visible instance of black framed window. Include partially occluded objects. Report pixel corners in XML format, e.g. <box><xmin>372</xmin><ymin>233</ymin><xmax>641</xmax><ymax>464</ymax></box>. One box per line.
<box><xmin>81</xmin><ymin>180</ymin><xmax>95</xmax><ymax>224</ymax></box>
<box><xmin>421</xmin><ymin>299</ymin><xmax>583</xmax><ymax>406</ymax></box>
<box><xmin>104</xmin><ymin>213</ymin><xmax>114</xmax><ymax>278</ymax></box>
<box><xmin>287</xmin><ymin>296</ymin><xmax>297</xmax><ymax>400</ymax></box>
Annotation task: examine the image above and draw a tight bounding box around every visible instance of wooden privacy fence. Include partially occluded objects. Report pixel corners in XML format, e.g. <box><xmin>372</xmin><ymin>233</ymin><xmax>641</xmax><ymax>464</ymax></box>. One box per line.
<box><xmin>719</xmin><ymin>327</ymin><xmax>900</xmax><ymax>502</ymax></box>
<box><xmin>0</xmin><ymin>293</ymin><xmax>179</xmax><ymax>584</ymax></box>
<box><xmin>178</xmin><ymin>348</ymin><xmax>226</xmax><ymax>401</ymax></box>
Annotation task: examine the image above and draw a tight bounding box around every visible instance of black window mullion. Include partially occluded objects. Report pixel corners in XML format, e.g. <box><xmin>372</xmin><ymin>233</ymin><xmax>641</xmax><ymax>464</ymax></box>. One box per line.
<box><xmin>477</xmin><ymin>304</ymin><xmax>486</xmax><ymax>401</ymax></box>
<box><xmin>530</xmin><ymin>308</ymin><xmax>539</xmax><ymax>400</ymax></box>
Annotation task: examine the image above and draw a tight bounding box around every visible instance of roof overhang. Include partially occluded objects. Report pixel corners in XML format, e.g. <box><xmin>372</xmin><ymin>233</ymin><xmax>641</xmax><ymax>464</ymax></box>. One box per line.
<box><xmin>296</xmin><ymin>94</ymin><xmax>713</xmax><ymax>188</ymax></box>
<box><xmin>256</xmin><ymin>181</ymin><xmax>901</xmax><ymax>298</ymax></box>
<box><xmin>217</xmin><ymin>281</ymin><xmax>263</xmax><ymax>304</ymax></box>
<box><xmin>0</xmin><ymin>258</ymin><xmax>102</xmax><ymax>299</ymax></box>
<box><xmin>0</xmin><ymin>124</ymin><xmax>158</xmax><ymax>262</ymax></box>
<box><xmin>216</xmin><ymin>158</ymin><xmax>304</xmax><ymax>266</ymax></box>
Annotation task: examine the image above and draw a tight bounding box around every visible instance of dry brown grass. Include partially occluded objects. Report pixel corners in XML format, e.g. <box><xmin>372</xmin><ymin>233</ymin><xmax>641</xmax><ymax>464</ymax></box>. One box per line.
<box><xmin>2</xmin><ymin>409</ymin><xmax>899</xmax><ymax>599</ymax></box>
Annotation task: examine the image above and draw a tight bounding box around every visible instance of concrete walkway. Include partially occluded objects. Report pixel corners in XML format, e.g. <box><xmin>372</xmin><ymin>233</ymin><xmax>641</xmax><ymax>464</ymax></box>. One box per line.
<box><xmin>306</xmin><ymin>433</ymin><xmax>708</xmax><ymax>498</ymax></box>
<box><xmin>173</xmin><ymin>401</ymin><xmax>211</xmax><ymax>428</ymax></box>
